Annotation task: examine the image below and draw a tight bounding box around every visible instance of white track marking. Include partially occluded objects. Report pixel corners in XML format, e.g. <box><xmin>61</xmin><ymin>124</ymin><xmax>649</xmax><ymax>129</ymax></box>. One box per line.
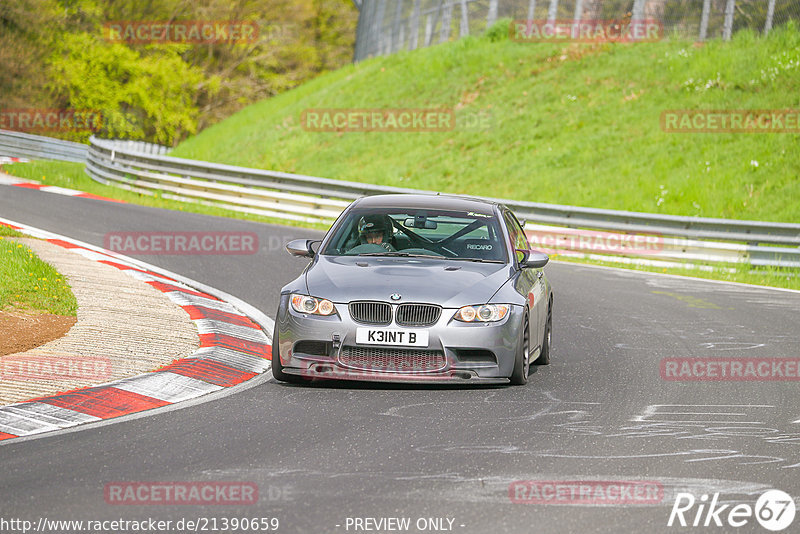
<box><xmin>4</xmin><ymin>403</ymin><xmax>101</xmax><ymax>427</ymax></box>
<box><xmin>113</xmin><ymin>373</ymin><xmax>223</xmax><ymax>403</ymax></box>
<box><xmin>188</xmin><ymin>346</ymin><xmax>270</xmax><ymax>373</ymax></box>
<box><xmin>194</xmin><ymin>319</ymin><xmax>269</xmax><ymax>342</ymax></box>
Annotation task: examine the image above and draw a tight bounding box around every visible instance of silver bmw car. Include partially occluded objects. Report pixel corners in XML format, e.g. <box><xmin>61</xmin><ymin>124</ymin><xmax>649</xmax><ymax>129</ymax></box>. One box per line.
<box><xmin>271</xmin><ymin>194</ymin><xmax>553</xmax><ymax>385</ymax></box>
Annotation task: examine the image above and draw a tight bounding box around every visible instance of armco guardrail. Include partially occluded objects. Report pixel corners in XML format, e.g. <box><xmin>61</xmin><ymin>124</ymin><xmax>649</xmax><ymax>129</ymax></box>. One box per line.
<box><xmin>0</xmin><ymin>129</ymin><xmax>87</xmax><ymax>163</ymax></box>
<box><xmin>85</xmin><ymin>136</ymin><xmax>429</xmax><ymax>223</ymax></box>
<box><xmin>1</xmin><ymin>129</ymin><xmax>798</xmax><ymax>269</ymax></box>
<box><xmin>82</xmin><ymin>136</ymin><xmax>800</xmax><ymax>269</ymax></box>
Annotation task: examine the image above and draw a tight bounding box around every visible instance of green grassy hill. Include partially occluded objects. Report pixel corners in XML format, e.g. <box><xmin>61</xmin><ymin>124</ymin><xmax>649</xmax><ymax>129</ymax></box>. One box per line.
<box><xmin>172</xmin><ymin>21</ymin><xmax>800</xmax><ymax>222</ymax></box>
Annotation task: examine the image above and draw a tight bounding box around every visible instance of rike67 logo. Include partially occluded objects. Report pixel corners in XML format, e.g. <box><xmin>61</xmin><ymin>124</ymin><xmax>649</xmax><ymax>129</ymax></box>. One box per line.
<box><xmin>668</xmin><ymin>490</ymin><xmax>796</xmax><ymax>531</ymax></box>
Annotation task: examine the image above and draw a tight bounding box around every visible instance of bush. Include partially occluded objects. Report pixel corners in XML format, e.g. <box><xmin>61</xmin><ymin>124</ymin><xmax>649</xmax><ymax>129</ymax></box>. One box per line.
<box><xmin>47</xmin><ymin>33</ymin><xmax>207</xmax><ymax>145</ymax></box>
<box><xmin>485</xmin><ymin>18</ymin><xmax>512</xmax><ymax>42</ymax></box>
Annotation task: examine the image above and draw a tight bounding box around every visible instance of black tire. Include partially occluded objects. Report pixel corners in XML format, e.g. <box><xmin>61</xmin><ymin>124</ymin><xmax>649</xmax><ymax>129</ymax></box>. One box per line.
<box><xmin>510</xmin><ymin>313</ymin><xmax>530</xmax><ymax>385</ymax></box>
<box><xmin>533</xmin><ymin>302</ymin><xmax>552</xmax><ymax>366</ymax></box>
<box><xmin>271</xmin><ymin>320</ymin><xmax>308</xmax><ymax>384</ymax></box>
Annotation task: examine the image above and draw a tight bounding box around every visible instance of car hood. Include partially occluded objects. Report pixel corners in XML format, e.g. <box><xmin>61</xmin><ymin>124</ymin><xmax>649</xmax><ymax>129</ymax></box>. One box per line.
<box><xmin>305</xmin><ymin>255</ymin><xmax>513</xmax><ymax>307</ymax></box>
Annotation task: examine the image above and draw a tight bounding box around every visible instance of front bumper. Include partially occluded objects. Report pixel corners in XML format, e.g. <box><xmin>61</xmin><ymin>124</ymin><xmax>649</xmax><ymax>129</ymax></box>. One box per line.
<box><xmin>274</xmin><ymin>297</ymin><xmax>524</xmax><ymax>384</ymax></box>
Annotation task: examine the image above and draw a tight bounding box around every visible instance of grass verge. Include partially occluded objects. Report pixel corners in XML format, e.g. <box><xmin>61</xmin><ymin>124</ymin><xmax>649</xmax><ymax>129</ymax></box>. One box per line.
<box><xmin>0</xmin><ymin>226</ymin><xmax>78</xmax><ymax>315</ymax></box>
<box><xmin>553</xmin><ymin>254</ymin><xmax>800</xmax><ymax>291</ymax></box>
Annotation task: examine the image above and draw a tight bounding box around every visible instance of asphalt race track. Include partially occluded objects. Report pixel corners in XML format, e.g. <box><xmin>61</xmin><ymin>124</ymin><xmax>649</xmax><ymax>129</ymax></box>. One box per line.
<box><xmin>2</xmin><ymin>186</ymin><xmax>799</xmax><ymax>534</ymax></box>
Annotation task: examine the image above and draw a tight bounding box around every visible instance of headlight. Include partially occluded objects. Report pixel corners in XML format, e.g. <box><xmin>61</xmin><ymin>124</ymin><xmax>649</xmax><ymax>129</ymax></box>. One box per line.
<box><xmin>290</xmin><ymin>294</ymin><xmax>337</xmax><ymax>316</ymax></box>
<box><xmin>454</xmin><ymin>304</ymin><xmax>510</xmax><ymax>322</ymax></box>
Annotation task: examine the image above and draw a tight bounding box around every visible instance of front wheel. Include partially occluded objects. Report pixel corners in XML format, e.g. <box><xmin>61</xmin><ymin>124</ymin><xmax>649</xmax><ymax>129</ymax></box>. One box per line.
<box><xmin>509</xmin><ymin>313</ymin><xmax>530</xmax><ymax>385</ymax></box>
<box><xmin>271</xmin><ymin>320</ymin><xmax>308</xmax><ymax>384</ymax></box>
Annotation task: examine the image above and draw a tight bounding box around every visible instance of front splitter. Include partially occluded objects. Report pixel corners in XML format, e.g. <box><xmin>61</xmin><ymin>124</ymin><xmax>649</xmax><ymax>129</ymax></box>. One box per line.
<box><xmin>281</xmin><ymin>366</ymin><xmax>510</xmax><ymax>385</ymax></box>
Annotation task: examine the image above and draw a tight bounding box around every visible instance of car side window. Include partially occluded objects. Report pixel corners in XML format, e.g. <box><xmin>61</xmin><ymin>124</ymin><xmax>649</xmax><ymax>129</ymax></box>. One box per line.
<box><xmin>503</xmin><ymin>211</ymin><xmax>529</xmax><ymax>263</ymax></box>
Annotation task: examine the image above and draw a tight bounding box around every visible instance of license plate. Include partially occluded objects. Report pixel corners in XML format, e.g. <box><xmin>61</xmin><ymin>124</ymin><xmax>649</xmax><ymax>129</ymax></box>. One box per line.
<box><xmin>355</xmin><ymin>328</ymin><xmax>429</xmax><ymax>347</ymax></box>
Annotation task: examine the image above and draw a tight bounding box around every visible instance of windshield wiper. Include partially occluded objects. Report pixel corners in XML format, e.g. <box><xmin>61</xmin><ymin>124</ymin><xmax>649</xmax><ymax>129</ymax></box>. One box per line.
<box><xmin>358</xmin><ymin>252</ymin><xmax>443</xmax><ymax>259</ymax></box>
<box><xmin>356</xmin><ymin>252</ymin><xmax>501</xmax><ymax>262</ymax></box>
<box><xmin>445</xmin><ymin>257</ymin><xmax>505</xmax><ymax>263</ymax></box>
<box><xmin>357</xmin><ymin>252</ymin><xmax>412</xmax><ymax>256</ymax></box>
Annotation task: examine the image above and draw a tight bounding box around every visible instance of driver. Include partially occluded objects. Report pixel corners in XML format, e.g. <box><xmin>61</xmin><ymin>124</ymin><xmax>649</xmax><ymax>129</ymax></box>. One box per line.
<box><xmin>358</xmin><ymin>214</ymin><xmax>396</xmax><ymax>251</ymax></box>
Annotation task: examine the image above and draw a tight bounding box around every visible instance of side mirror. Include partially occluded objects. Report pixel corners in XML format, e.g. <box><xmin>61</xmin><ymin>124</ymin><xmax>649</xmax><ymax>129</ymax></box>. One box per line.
<box><xmin>286</xmin><ymin>239</ymin><xmax>318</xmax><ymax>258</ymax></box>
<box><xmin>519</xmin><ymin>250</ymin><xmax>549</xmax><ymax>269</ymax></box>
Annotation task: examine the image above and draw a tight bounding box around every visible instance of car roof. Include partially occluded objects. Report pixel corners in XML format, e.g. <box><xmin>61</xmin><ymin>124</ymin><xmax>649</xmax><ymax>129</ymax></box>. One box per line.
<box><xmin>352</xmin><ymin>194</ymin><xmax>501</xmax><ymax>215</ymax></box>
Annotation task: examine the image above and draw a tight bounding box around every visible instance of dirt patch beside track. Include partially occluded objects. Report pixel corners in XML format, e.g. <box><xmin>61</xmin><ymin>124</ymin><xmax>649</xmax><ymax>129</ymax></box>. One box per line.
<box><xmin>0</xmin><ymin>310</ymin><xmax>76</xmax><ymax>356</ymax></box>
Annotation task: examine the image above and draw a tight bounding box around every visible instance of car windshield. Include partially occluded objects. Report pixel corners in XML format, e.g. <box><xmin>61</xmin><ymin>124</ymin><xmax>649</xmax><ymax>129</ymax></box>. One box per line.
<box><xmin>320</xmin><ymin>208</ymin><xmax>508</xmax><ymax>262</ymax></box>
